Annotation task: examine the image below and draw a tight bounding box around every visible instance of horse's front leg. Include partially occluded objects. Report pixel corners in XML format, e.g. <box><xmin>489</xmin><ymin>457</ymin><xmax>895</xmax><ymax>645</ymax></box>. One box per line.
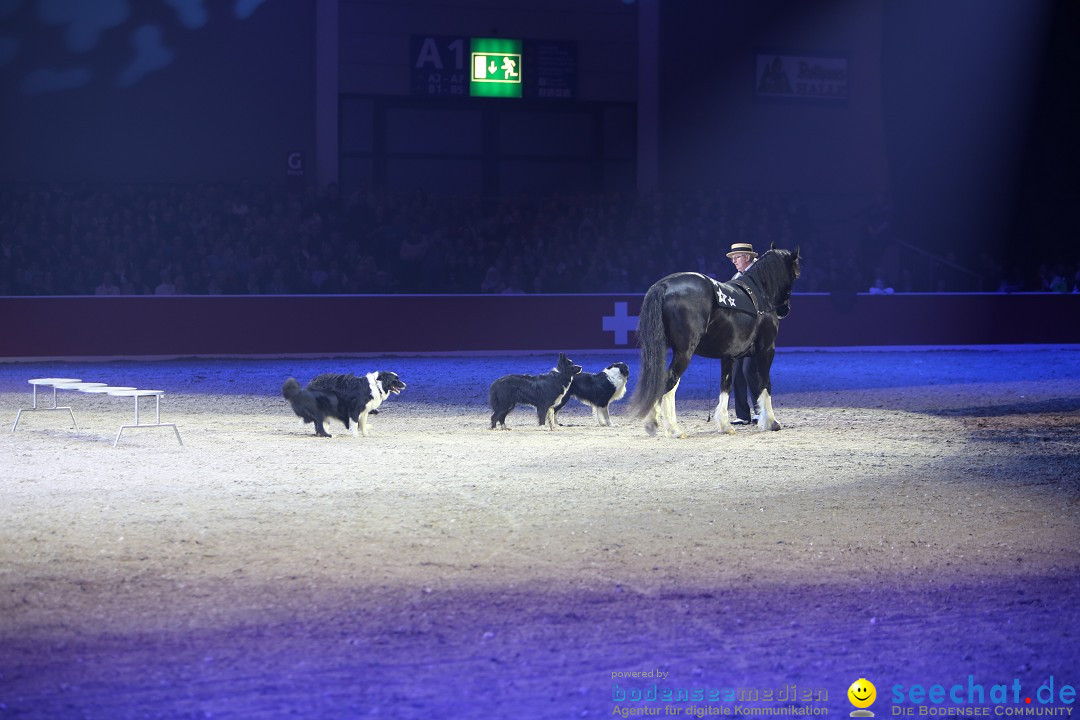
<box><xmin>755</xmin><ymin>389</ymin><xmax>782</xmax><ymax>432</ymax></box>
<box><xmin>712</xmin><ymin>357</ymin><xmax>736</xmax><ymax>435</ymax></box>
<box><xmin>751</xmin><ymin>347</ymin><xmax>782</xmax><ymax>432</ymax></box>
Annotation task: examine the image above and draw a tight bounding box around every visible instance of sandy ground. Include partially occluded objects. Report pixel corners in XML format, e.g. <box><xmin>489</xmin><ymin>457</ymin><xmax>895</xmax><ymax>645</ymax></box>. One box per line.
<box><xmin>1</xmin><ymin>348</ymin><xmax>1079</xmax><ymax>719</ymax></box>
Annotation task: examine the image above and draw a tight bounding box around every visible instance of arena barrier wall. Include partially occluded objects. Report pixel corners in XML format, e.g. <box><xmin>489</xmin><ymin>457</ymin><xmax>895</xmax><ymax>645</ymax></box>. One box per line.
<box><xmin>1</xmin><ymin>293</ymin><xmax>1077</xmax><ymax>359</ymax></box>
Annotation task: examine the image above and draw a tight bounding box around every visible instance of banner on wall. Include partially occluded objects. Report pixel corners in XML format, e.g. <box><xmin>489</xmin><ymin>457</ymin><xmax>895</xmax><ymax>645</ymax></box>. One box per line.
<box><xmin>754</xmin><ymin>51</ymin><xmax>848</xmax><ymax>102</ymax></box>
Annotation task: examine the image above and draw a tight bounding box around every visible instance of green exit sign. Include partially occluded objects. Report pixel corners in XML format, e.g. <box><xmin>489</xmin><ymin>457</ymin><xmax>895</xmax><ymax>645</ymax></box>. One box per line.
<box><xmin>470</xmin><ymin>38</ymin><xmax>522</xmax><ymax>98</ymax></box>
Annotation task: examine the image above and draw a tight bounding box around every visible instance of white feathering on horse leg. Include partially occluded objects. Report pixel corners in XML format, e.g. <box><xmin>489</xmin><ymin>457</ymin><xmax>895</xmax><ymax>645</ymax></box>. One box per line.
<box><xmin>766</xmin><ymin>392</ymin><xmax>782</xmax><ymax>431</ymax></box>
<box><xmin>661</xmin><ymin>380</ymin><xmax>685</xmax><ymax>438</ymax></box>
<box><xmin>714</xmin><ymin>390</ymin><xmax>735</xmax><ymax>434</ymax></box>
<box><xmin>659</xmin><ymin>394</ymin><xmax>668</xmax><ymax>432</ymax></box>
<box><xmin>754</xmin><ymin>390</ymin><xmax>770</xmax><ymax>431</ymax></box>
<box><xmin>755</xmin><ymin>390</ymin><xmax>781</xmax><ymax>432</ymax></box>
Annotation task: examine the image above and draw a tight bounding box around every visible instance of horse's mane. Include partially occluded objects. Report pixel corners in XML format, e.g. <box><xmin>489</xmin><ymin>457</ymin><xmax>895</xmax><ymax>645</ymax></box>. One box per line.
<box><xmin>741</xmin><ymin>249</ymin><xmax>798</xmax><ymax>300</ymax></box>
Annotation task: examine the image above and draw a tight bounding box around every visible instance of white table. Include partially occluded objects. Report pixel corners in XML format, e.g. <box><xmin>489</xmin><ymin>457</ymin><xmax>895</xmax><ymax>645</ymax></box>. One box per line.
<box><xmin>81</xmin><ymin>386</ymin><xmax>136</xmax><ymax>394</ymax></box>
<box><xmin>11</xmin><ymin>378</ymin><xmax>83</xmax><ymax>431</ymax></box>
<box><xmin>107</xmin><ymin>389</ymin><xmax>183</xmax><ymax>448</ymax></box>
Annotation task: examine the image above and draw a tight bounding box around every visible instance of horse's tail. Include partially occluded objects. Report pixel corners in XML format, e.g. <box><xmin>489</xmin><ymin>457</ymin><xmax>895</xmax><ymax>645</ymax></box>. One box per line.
<box><xmin>627</xmin><ymin>282</ymin><xmax>670</xmax><ymax>419</ymax></box>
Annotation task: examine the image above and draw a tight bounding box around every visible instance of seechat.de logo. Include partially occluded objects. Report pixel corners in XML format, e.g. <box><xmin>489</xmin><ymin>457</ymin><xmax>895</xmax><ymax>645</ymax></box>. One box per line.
<box><xmin>849</xmin><ymin>678</ymin><xmax>878</xmax><ymax>717</ymax></box>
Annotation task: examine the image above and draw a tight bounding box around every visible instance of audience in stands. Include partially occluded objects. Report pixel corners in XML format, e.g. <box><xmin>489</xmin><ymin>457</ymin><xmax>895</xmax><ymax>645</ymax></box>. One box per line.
<box><xmin>0</xmin><ymin>182</ymin><xmax>1069</xmax><ymax>296</ymax></box>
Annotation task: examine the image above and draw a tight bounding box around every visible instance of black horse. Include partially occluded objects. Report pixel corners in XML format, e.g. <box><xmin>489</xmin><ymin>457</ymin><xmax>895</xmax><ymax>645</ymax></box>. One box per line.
<box><xmin>627</xmin><ymin>247</ymin><xmax>800</xmax><ymax>437</ymax></box>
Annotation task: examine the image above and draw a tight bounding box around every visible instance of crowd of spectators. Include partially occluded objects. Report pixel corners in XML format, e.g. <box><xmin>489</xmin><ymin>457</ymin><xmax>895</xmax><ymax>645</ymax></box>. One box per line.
<box><xmin>1</xmin><ymin>182</ymin><xmax>1075</xmax><ymax>297</ymax></box>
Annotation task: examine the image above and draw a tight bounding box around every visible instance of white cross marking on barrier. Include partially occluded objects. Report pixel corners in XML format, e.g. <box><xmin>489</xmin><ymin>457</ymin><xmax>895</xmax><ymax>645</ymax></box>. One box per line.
<box><xmin>602</xmin><ymin>302</ymin><xmax>639</xmax><ymax>345</ymax></box>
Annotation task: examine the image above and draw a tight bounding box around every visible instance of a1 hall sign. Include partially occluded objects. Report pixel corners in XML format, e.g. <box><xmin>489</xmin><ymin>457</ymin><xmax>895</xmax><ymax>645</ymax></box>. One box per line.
<box><xmin>411</xmin><ymin>35</ymin><xmax>468</xmax><ymax>97</ymax></box>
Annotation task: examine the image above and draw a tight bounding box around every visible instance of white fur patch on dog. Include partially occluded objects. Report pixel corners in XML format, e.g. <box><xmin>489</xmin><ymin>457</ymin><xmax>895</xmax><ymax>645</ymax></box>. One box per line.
<box><xmin>365</xmin><ymin>372</ymin><xmax>390</xmax><ymax>407</ymax></box>
<box><xmin>603</xmin><ymin>366</ymin><xmax>629</xmax><ymax>402</ymax></box>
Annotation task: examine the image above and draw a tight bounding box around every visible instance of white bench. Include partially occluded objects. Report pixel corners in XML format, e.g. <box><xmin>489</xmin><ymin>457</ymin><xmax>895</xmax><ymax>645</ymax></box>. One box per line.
<box><xmin>12</xmin><ymin>379</ymin><xmax>183</xmax><ymax>448</ymax></box>
<box><xmin>11</xmin><ymin>378</ymin><xmax>83</xmax><ymax>431</ymax></box>
<box><xmin>106</xmin><ymin>389</ymin><xmax>183</xmax><ymax>448</ymax></box>
<box><xmin>81</xmin><ymin>386</ymin><xmax>137</xmax><ymax>394</ymax></box>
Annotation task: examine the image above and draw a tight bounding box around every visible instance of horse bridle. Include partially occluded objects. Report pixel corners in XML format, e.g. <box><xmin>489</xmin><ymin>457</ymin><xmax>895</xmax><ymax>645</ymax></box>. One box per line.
<box><xmin>776</xmin><ymin>287</ymin><xmax>793</xmax><ymax>318</ymax></box>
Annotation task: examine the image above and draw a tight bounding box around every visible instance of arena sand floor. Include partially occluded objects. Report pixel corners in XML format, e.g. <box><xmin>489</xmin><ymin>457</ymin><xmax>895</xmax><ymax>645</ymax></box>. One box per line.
<box><xmin>1</xmin><ymin>347</ymin><xmax>1078</xmax><ymax>719</ymax></box>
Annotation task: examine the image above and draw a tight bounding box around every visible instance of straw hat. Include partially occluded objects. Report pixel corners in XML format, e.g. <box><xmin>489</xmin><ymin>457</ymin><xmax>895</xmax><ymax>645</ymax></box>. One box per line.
<box><xmin>725</xmin><ymin>242</ymin><xmax>758</xmax><ymax>259</ymax></box>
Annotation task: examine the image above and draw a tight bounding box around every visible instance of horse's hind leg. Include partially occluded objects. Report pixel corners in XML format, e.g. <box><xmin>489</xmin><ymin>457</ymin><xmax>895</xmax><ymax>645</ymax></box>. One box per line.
<box><xmin>658</xmin><ymin>347</ymin><xmax>695</xmax><ymax>438</ymax></box>
<box><xmin>659</xmin><ymin>378</ymin><xmax>685</xmax><ymax>437</ymax></box>
<box><xmin>712</xmin><ymin>357</ymin><xmax>736</xmax><ymax>435</ymax></box>
<box><xmin>642</xmin><ymin>368</ymin><xmax>678</xmax><ymax>437</ymax></box>
<box><xmin>643</xmin><ymin>400</ymin><xmax>664</xmax><ymax>436</ymax></box>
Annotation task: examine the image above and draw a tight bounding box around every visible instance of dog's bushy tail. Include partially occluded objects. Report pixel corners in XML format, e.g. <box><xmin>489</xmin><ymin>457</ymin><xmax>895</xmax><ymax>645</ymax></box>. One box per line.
<box><xmin>626</xmin><ymin>283</ymin><xmax>669</xmax><ymax>419</ymax></box>
<box><xmin>487</xmin><ymin>379</ymin><xmax>505</xmax><ymax>410</ymax></box>
<box><xmin>282</xmin><ymin>377</ymin><xmax>301</xmax><ymax>400</ymax></box>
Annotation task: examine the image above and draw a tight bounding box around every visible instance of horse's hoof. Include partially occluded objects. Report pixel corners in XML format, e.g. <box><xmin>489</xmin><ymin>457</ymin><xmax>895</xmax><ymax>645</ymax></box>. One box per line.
<box><xmin>644</xmin><ymin>421</ymin><xmax>658</xmax><ymax>437</ymax></box>
<box><xmin>770</xmin><ymin>421</ymin><xmax>782</xmax><ymax>431</ymax></box>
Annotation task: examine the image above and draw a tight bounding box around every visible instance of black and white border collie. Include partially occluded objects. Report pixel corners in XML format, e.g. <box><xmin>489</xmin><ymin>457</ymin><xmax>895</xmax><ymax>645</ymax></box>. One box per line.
<box><xmin>489</xmin><ymin>353</ymin><xmax>582</xmax><ymax>430</ymax></box>
<box><xmin>553</xmin><ymin>361</ymin><xmax>630</xmax><ymax>427</ymax></box>
<box><xmin>282</xmin><ymin>377</ymin><xmax>341</xmax><ymax>437</ymax></box>
<box><xmin>305</xmin><ymin>371</ymin><xmax>406</xmax><ymax>437</ymax></box>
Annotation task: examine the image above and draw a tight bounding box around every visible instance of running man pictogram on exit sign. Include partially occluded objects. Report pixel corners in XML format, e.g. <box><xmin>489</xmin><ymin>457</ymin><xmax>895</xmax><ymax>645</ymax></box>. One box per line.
<box><xmin>470</xmin><ymin>38</ymin><xmax>522</xmax><ymax>98</ymax></box>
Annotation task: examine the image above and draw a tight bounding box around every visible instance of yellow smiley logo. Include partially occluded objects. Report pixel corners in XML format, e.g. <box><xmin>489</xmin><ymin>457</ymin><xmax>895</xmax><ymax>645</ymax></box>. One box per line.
<box><xmin>848</xmin><ymin>678</ymin><xmax>877</xmax><ymax>709</ymax></box>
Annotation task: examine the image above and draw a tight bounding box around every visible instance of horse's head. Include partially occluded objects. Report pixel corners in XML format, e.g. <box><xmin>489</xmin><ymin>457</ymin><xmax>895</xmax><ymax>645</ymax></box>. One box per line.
<box><xmin>778</xmin><ymin>246</ymin><xmax>800</xmax><ymax>317</ymax></box>
<box><xmin>751</xmin><ymin>246</ymin><xmax>800</xmax><ymax>318</ymax></box>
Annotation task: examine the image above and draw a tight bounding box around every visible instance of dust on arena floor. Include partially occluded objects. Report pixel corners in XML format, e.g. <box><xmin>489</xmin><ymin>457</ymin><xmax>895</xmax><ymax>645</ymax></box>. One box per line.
<box><xmin>1</xmin><ymin>348</ymin><xmax>1078</xmax><ymax>719</ymax></box>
